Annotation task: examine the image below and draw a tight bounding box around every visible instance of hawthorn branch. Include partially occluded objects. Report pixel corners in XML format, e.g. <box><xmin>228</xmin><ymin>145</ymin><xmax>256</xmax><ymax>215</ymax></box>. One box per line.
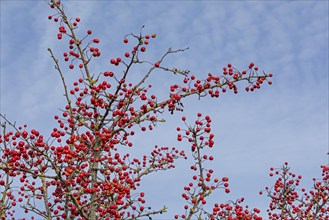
<box><xmin>47</xmin><ymin>48</ymin><xmax>72</xmax><ymax>109</ymax></box>
<box><xmin>134</xmin><ymin>47</ymin><xmax>189</xmax><ymax>90</ymax></box>
<box><xmin>51</xmin><ymin>0</ymin><xmax>92</xmax><ymax>80</ymax></box>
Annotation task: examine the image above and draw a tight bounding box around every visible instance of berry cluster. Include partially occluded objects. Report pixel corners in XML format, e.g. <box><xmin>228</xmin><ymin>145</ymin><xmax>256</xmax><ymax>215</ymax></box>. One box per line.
<box><xmin>174</xmin><ymin>114</ymin><xmax>262</xmax><ymax>220</ymax></box>
<box><xmin>260</xmin><ymin>162</ymin><xmax>329</xmax><ymax>219</ymax></box>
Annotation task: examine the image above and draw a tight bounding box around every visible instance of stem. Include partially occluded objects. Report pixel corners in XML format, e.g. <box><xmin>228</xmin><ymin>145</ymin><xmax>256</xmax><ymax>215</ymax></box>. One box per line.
<box><xmin>41</xmin><ymin>173</ymin><xmax>52</xmax><ymax>220</ymax></box>
<box><xmin>89</xmin><ymin>138</ymin><xmax>101</xmax><ymax>220</ymax></box>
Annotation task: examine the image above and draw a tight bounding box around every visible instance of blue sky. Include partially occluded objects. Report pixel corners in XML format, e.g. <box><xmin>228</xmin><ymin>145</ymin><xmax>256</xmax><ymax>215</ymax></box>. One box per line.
<box><xmin>1</xmin><ymin>1</ymin><xmax>328</xmax><ymax>219</ymax></box>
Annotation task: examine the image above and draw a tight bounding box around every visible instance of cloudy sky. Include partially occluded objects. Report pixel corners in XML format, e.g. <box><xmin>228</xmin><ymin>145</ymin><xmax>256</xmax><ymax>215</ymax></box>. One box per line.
<box><xmin>1</xmin><ymin>1</ymin><xmax>328</xmax><ymax>219</ymax></box>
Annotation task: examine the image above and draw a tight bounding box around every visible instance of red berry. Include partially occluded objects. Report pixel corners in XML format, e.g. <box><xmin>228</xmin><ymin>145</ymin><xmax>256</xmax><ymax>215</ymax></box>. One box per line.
<box><xmin>87</xmin><ymin>30</ymin><xmax>92</xmax><ymax>35</ymax></box>
<box><xmin>104</xmin><ymin>72</ymin><xmax>114</xmax><ymax>77</ymax></box>
<box><xmin>154</xmin><ymin>62</ymin><xmax>160</xmax><ymax>68</ymax></box>
<box><xmin>124</xmin><ymin>38</ymin><xmax>128</xmax><ymax>43</ymax></box>
<box><xmin>222</xmin><ymin>177</ymin><xmax>229</xmax><ymax>181</ymax></box>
